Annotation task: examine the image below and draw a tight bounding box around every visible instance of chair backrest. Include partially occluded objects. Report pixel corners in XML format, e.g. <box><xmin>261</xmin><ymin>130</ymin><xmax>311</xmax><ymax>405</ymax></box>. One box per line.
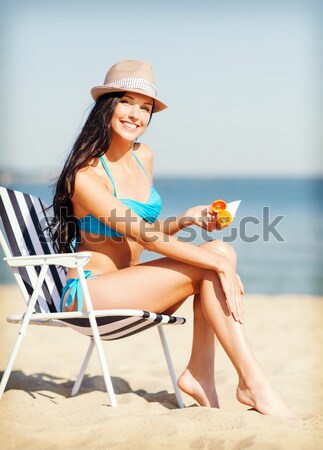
<box><xmin>0</xmin><ymin>186</ymin><xmax>66</xmax><ymax>313</ymax></box>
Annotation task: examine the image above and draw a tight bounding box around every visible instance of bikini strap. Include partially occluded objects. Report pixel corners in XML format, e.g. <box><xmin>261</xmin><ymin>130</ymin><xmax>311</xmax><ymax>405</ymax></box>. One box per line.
<box><xmin>99</xmin><ymin>156</ymin><xmax>117</xmax><ymax>196</ymax></box>
<box><xmin>132</xmin><ymin>152</ymin><xmax>152</xmax><ymax>185</ymax></box>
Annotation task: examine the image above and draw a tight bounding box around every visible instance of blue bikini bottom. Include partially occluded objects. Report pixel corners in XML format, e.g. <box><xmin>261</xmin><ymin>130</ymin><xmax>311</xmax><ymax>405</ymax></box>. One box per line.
<box><xmin>60</xmin><ymin>270</ymin><xmax>98</xmax><ymax>312</ymax></box>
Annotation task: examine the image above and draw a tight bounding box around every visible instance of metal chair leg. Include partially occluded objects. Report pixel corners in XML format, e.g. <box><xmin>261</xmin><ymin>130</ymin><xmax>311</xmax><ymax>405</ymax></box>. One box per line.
<box><xmin>158</xmin><ymin>325</ymin><xmax>185</xmax><ymax>408</ymax></box>
<box><xmin>71</xmin><ymin>338</ymin><xmax>95</xmax><ymax>396</ymax></box>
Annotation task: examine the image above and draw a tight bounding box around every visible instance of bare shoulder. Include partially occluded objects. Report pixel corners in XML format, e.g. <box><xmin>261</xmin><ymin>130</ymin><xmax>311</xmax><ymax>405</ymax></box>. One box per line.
<box><xmin>73</xmin><ymin>164</ymin><xmax>107</xmax><ymax>198</ymax></box>
<box><xmin>74</xmin><ymin>165</ymin><xmax>98</xmax><ymax>187</ymax></box>
<box><xmin>135</xmin><ymin>142</ymin><xmax>154</xmax><ymax>168</ymax></box>
<box><xmin>72</xmin><ymin>164</ymin><xmax>114</xmax><ymax>217</ymax></box>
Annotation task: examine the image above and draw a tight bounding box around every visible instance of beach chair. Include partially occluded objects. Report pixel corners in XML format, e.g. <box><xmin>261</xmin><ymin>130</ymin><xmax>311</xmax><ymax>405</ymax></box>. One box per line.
<box><xmin>0</xmin><ymin>186</ymin><xmax>186</xmax><ymax>408</ymax></box>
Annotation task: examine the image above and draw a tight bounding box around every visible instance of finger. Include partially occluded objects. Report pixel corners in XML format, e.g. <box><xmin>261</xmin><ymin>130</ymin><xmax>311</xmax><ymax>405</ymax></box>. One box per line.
<box><xmin>238</xmin><ymin>296</ymin><xmax>244</xmax><ymax>323</ymax></box>
<box><xmin>237</xmin><ymin>274</ymin><xmax>245</xmax><ymax>295</ymax></box>
<box><xmin>233</xmin><ymin>296</ymin><xmax>242</xmax><ymax>323</ymax></box>
<box><xmin>207</xmin><ymin>216</ymin><xmax>218</xmax><ymax>232</ymax></box>
<box><xmin>235</xmin><ymin>275</ymin><xmax>245</xmax><ymax>320</ymax></box>
<box><xmin>225</xmin><ymin>296</ymin><xmax>232</xmax><ymax>316</ymax></box>
<box><xmin>228</xmin><ymin>294</ymin><xmax>240</xmax><ymax>323</ymax></box>
<box><xmin>240</xmin><ymin>294</ymin><xmax>245</xmax><ymax>319</ymax></box>
<box><xmin>208</xmin><ymin>221</ymin><xmax>217</xmax><ymax>232</ymax></box>
<box><xmin>227</xmin><ymin>293</ymin><xmax>241</xmax><ymax>323</ymax></box>
<box><xmin>200</xmin><ymin>215</ymin><xmax>210</xmax><ymax>230</ymax></box>
<box><xmin>208</xmin><ymin>210</ymin><xmax>217</xmax><ymax>220</ymax></box>
<box><xmin>224</xmin><ymin>291</ymin><xmax>233</xmax><ymax>316</ymax></box>
<box><xmin>220</xmin><ymin>274</ymin><xmax>238</xmax><ymax>319</ymax></box>
<box><xmin>205</xmin><ymin>220</ymin><xmax>214</xmax><ymax>231</ymax></box>
<box><xmin>232</xmin><ymin>306</ymin><xmax>241</xmax><ymax>323</ymax></box>
<box><xmin>233</xmin><ymin>284</ymin><xmax>243</xmax><ymax>323</ymax></box>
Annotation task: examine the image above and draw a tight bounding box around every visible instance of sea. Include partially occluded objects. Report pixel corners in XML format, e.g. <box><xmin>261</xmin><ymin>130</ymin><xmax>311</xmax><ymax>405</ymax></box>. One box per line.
<box><xmin>1</xmin><ymin>178</ymin><xmax>322</xmax><ymax>296</ymax></box>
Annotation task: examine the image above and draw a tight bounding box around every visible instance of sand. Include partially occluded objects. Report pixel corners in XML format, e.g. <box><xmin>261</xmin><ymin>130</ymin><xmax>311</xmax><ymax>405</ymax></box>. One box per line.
<box><xmin>0</xmin><ymin>284</ymin><xmax>322</xmax><ymax>450</ymax></box>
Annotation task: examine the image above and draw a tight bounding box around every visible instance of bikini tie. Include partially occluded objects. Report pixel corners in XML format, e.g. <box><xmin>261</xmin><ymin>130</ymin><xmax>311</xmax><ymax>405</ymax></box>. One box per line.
<box><xmin>60</xmin><ymin>270</ymin><xmax>95</xmax><ymax>312</ymax></box>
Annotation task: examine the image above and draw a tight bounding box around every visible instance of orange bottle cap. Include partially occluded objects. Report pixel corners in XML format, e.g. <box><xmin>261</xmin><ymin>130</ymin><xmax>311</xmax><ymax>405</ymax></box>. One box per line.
<box><xmin>211</xmin><ymin>199</ymin><xmax>227</xmax><ymax>213</ymax></box>
<box><xmin>216</xmin><ymin>210</ymin><xmax>232</xmax><ymax>227</ymax></box>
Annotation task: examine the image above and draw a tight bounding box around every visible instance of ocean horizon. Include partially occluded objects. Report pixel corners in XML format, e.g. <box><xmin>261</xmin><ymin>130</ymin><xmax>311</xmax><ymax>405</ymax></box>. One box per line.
<box><xmin>1</xmin><ymin>177</ymin><xmax>322</xmax><ymax>295</ymax></box>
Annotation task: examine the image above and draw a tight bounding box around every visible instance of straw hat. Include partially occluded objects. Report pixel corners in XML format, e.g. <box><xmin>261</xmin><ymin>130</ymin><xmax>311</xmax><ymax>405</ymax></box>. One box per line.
<box><xmin>91</xmin><ymin>60</ymin><xmax>167</xmax><ymax>113</ymax></box>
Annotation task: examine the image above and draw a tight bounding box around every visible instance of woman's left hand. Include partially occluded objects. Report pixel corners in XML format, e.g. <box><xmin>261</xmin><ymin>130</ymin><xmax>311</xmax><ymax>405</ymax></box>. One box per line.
<box><xmin>185</xmin><ymin>205</ymin><xmax>222</xmax><ymax>231</ymax></box>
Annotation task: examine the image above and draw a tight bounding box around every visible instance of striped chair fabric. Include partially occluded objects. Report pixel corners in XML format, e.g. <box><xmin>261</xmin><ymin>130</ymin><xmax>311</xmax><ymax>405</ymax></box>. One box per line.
<box><xmin>0</xmin><ymin>187</ymin><xmax>185</xmax><ymax>337</ymax></box>
<box><xmin>0</xmin><ymin>186</ymin><xmax>186</xmax><ymax>407</ymax></box>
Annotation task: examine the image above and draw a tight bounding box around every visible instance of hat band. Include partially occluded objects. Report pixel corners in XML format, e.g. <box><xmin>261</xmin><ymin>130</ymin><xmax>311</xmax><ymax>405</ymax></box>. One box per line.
<box><xmin>106</xmin><ymin>77</ymin><xmax>157</xmax><ymax>97</ymax></box>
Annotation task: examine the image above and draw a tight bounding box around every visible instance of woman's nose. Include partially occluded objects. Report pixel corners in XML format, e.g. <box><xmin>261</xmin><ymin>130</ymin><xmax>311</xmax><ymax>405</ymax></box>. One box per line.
<box><xmin>129</xmin><ymin>104</ymin><xmax>140</xmax><ymax>119</ymax></box>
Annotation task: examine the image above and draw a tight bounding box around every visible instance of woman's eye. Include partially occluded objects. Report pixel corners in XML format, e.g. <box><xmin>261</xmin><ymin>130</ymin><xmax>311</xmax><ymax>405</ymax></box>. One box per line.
<box><xmin>141</xmin><ymin>106</ymin><xmax>150</xmax><ymax>112</ymax></box>
<box><xmin>120</xmin><ymin>99</ymin><xmax>131</xmax><ymax>105</ymax></box>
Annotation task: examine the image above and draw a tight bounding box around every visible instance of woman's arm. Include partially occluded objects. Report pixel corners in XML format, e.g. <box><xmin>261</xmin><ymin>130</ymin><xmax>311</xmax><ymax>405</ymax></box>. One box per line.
<box><xmin>159</xmin><ymin>205</ymin><xmax>222</xmax><ymax>235</ymax></box>
<box><xmin>74</xmin><ymin>169</ymin><xmax>224</xmax><ymax>272</ymax></box>
<box><xmin>73</xmin><ymin>169</ymin><xmax>243</xmax><ymax>322</ymax></box>
<box><xmin>158</xmin><ymin>211</ymin><xmax>194</xmax><ymax>236</ymax></box>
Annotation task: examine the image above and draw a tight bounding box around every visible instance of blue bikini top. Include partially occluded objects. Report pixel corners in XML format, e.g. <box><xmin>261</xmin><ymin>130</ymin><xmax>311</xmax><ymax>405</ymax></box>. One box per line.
<box><xmin>78</xmin><ymin>152</ymin><xmax>162</xmax><ymax>237</ymax></box>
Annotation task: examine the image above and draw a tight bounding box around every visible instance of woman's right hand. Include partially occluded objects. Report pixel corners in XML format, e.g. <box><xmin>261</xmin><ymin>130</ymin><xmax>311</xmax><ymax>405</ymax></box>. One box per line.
<box><xmin>218</xmin><ymin>259</ymin><xmax>245</xmax><ymax>324</ymax></box>
<box><xmin>186</xmin><ymin>204</ymin><xmax>229</xmax><ymax>232</ymax></box>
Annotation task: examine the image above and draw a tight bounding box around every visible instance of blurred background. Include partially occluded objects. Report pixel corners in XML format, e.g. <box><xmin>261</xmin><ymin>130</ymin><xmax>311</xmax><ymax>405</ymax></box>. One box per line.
<box><xmin>1</xmin><ymin>0</ymin><xmax>322</xmax><ymax>294</ymax></box>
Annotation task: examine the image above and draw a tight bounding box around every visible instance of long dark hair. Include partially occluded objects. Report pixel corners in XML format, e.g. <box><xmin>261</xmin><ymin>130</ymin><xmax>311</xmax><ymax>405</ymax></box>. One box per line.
<box><xmin>49</xmin><ymin>92</ymin><xmax>124</xmax><ymax>253</ymax></box>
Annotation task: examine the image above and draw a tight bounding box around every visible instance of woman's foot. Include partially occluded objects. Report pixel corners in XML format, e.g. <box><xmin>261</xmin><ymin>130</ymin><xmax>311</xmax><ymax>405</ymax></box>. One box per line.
<box><xmin>236</xmin><ymin>380</ymin><xmax>296</xmax><ymax>419</ymax></box>
<box><xmin>177</xmin><ymin>368</ymin><xmax>219</xmax><ymax>408</ymax></box>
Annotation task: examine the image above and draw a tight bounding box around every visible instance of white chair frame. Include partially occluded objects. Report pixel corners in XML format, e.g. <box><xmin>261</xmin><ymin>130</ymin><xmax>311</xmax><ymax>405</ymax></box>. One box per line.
<box><xmin>0</xmin><ymin>211</ymin><xmax>185</xmax><ymax>408</ymax></box>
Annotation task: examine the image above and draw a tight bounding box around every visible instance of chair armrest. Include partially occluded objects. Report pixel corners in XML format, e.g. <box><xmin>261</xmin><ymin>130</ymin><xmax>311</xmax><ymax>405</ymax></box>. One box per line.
<box><xmin>4</xmin><ymin>251</ymin><xmax>92</xmax><ymax>268</ymax></box>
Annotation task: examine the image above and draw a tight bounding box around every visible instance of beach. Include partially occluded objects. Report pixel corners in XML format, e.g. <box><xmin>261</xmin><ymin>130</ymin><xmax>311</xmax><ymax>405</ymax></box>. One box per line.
<box><xmin>0</xmin><ymin>284</ymin><xmax>322</xmax><ymax>450</ymax></box>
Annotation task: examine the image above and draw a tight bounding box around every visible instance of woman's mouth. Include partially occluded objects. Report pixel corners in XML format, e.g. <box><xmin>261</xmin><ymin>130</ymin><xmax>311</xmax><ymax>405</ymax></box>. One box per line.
<box><xmin>121</xmin><ymin>121</ymin><xmax>138</xmax><ymax>131</ymax></box>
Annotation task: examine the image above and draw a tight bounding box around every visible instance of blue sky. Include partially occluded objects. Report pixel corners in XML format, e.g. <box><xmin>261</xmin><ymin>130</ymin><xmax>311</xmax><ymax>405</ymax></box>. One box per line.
<box><xmin>1</xmin><ymin>0</ymin><xmax>322</xmax><ymax>177</ymax></box>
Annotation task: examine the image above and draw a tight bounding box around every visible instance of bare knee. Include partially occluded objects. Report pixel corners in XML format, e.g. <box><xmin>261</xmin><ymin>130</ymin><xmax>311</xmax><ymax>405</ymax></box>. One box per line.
<box><xmin>199</xmin><ymin>239</ymin><xmax>237</xmax><ymax>266</ymax></box>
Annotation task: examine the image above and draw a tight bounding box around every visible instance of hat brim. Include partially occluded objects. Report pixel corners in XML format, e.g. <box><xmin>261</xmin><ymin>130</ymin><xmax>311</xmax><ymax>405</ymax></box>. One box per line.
<box><xmin>90</xmin><ymin>86</ymin><xmax>167</xmax><ymax>113</ymax></box>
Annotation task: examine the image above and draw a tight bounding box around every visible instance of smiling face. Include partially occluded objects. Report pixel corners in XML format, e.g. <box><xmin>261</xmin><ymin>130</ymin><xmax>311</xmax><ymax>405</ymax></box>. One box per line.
<box><xmin>110</xmin><ymin>92</ymin><xmax>153</xmax><ymax>142</ymax></box>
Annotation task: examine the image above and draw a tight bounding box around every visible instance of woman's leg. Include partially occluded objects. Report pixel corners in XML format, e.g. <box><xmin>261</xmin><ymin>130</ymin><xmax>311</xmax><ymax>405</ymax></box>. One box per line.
<box><xmin>178</xmin><ymin>240</ymin><xmax>293</xmax><ymax>417</ymax></box>
<box><xmin>83</xmin><ymin>243</ymin><xmax>294</xmax><ymax>418</ymax></box>
<box><xmin>199</xmin><ymin>268</ymin><xmax>294</xmax><ymax>418</ymax></box>
<box><xmin>177</xmin><ymin>240</ymin><xmax>236</xmax><ymax>408</ymax></box>
<box><xmin>177</xmin><ymin>293</ymin><xmax>219</xmax><ymax>407</ymax></box>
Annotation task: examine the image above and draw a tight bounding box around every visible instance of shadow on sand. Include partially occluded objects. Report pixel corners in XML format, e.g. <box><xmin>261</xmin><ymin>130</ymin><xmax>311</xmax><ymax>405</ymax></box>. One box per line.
<box><xmin>0</xmin><ymin>370</ymin><xmax>181</xmax><ymax>409</ymax></box>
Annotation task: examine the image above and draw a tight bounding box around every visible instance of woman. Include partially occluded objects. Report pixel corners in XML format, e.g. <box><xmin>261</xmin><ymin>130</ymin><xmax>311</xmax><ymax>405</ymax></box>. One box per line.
<box><xmin>51</xmin><ymin>60</ymin><xmax>294</xmax><ymax>418</ymax></box>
